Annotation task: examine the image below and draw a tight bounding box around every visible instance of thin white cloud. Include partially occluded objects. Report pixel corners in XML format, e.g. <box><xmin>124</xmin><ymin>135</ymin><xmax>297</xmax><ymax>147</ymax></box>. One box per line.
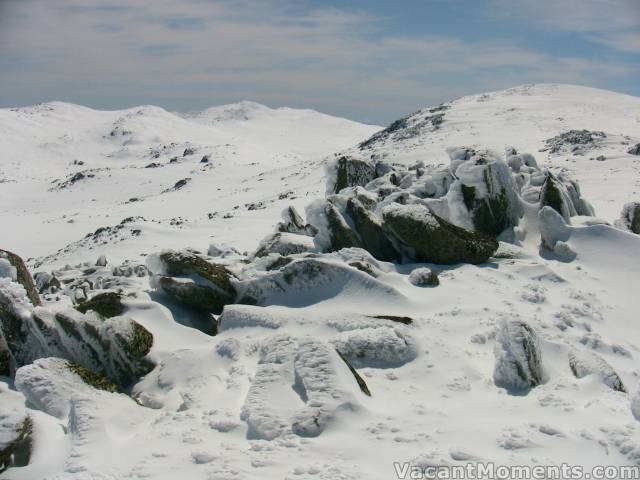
<box><xmin>0</xmin><ymin>0</ymin><xmax>637</xmax><ymax>122</ymax></box>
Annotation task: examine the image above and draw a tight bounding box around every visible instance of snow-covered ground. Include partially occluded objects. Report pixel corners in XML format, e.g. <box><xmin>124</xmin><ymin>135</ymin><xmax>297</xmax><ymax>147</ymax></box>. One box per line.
<box><xmin>2</xmin><ymin>84</ymin><xmax>640</xmax><ymax>479</ymax></box>
<box><xmin>0</xmin><ymin>100</ymin><xmax>379</xmax><ymax>266</ymax></box>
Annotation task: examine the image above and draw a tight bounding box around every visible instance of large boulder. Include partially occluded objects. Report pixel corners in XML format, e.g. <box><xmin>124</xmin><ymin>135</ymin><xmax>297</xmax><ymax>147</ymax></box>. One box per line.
<box><xmin>0</xmin><ymin>250</ymin><xmax>40</xmax><ymax>306</ymax></box>
<box><xmin>345</xmin><ymin>198</ymin><xmax>399</xmax><ymax>262</ymax></box>
<box><xmin>331</xmin><ymin>156</ymin><xmax>376</xmax><ymax>194</ymax></box>
<box><xmin>382</xmin><ymin>203</ymin><xmax>498</xmax><ymax>264</ymax></box>
<box><xmin>493</xmin><ymin>320</ymin><xmax>543</xmax><ymax>391</ymax></box>
<box><xmin>150</xmin><ymin>250</ymin><xmax>237</xmax><ymax>314</ymax></box>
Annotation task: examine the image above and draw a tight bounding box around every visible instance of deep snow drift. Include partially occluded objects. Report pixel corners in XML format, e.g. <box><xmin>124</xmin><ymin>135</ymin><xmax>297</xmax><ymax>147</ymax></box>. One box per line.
<box><xmin>1</xmin><ymin>84</ymin><xmax>640</xmax><ymax>479</ymax></box>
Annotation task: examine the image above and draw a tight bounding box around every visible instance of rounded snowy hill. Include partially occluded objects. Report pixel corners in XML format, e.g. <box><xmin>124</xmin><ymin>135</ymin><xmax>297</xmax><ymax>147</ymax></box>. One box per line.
<box><xmin>349</xmin><ymin>83</ymin><xmax>640</xmax><ymax>220</ymax></box>
<box><xmin>0</xmin><ymin>101</ymin><xmax>379</xmax><ymax>264</ymax></box>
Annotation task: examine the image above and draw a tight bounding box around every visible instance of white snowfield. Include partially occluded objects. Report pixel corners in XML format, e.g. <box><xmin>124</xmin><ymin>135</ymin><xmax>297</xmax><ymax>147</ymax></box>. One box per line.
<box><xmin>0</xmin><ymin>100</ymin><xmax>379</xmax><ymax>265</ymax></box>
<box><xmin>1</xmin><ymin>84</ymin><xmax>640</xmax><ymax>479</ymax></box>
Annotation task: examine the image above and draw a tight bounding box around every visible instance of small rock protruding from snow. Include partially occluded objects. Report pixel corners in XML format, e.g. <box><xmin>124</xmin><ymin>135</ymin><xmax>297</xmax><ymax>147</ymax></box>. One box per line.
<box><xmin>615</xmin><ymin>202</ymin><xmax>640</xmax><ymax>234</ymax></box>
<box><xmin>331</xmin><ymin>326</ymin><xmax>417</xmax><ymax>368</ymax></box>
<box><xmin>631</xmin><ymin>389</ymin><xmax>640</xmax><ymax>421</ymax></box>
<box><xmin>568</xmin><ymin>350</ymin><xmax>626</xmax><ymax>392</ymax></box>
<box><xmin>627</xmin><ymin>143</ymin><xmax>640</xmax><ymax>155</ymax></box>
<box><xmin>493</xmin><ymin>320</ymin><xmax>543</xmax><ymax>391</ymax></box>
<box><xmin>409</xmin><ymin>267</ymin><xmax>439</xmax><ymax>287</ymax></box>
<box><xmin>95</xmin><ymin>255</ymin><xmax>108</xmax><ymax>267</ymax></box>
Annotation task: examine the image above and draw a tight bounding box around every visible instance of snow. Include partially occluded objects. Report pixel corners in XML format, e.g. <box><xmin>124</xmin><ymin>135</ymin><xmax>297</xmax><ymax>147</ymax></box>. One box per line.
<box><xmin>2</xmin><ymin>84</ymin><xmax>640</xmax><ymax>478</ymax></box>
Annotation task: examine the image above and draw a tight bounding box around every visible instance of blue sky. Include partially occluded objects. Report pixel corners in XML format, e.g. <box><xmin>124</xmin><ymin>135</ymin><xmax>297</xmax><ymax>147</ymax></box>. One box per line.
<box><xmin>0</xmin><ymin>0</ymin><xmax>638</xmax><ymax>123</ymax></box>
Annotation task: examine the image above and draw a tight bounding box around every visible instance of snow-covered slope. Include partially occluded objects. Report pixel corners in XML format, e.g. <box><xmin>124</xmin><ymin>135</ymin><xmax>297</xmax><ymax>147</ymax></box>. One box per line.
<box><xmin>0</xmin><ymin>101</ymin><xmax>379</xmax><ymax>266</ymax></box>
<box><xmin>2</xmin><ymin>85</ymin><xmax>640</xmax><ymax>480</ymax></box>
<box><xmin>353</xmin><ymin>84</ymin><xmax>640</xmax><ymax>220</ymax></box>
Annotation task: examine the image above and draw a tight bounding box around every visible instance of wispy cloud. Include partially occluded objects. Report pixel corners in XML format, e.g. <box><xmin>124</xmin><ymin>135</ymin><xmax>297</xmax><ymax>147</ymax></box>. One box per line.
<box><xmin>0</xmin><ymin>0</ymin><xmax>638</xmax><ymax>123</ymax></box>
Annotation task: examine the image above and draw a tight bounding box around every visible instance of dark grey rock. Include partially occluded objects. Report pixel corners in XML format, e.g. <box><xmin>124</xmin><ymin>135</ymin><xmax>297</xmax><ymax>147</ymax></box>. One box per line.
<box><xmin>382</xmin><ymin>204</ymin><xmax>498</xmax><ymax>264</ymax></box>
<box><xmin>345</xmin><ymin>198</ymin><xmax>399</xmax><ymax>262</ymax></box>
<box><xmin>333</xmin><ymin>156</ymin><xmax>376</xmax><ymax>193</ymax></box>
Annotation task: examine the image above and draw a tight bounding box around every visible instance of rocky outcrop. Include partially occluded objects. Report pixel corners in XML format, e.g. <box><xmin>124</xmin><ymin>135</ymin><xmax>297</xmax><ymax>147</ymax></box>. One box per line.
<box><xmin>494</xmin><ymin>320</ymin><xmax>543</xmax><ymax>391</ymax></box>
<box><xmin>151</xmin><ymin>249</ymin><xmax>237</xmax><ymax>314</ymax></box>
<box><xmin>0</xmin><ymin>250</ymin><xmax>40</xmax><ymax>306</ymax></box>
<box><xmin>382</xmin><ymin>203</ymin><xmax>498</xmax><ymax>264</ymax></box>
<box><xmin>0</xmin><ymin>277</ymin><xmax>153</xmax><ymax>386</ymax></box>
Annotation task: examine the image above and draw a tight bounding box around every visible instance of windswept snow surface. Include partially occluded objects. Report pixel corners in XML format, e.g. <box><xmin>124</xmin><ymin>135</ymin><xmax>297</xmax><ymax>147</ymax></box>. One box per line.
<box><xmin>0</xmin><ymin>100</ymin><xmax>379</xmax><ymax>265</ymax></box>
<box><xmin>2</xmin><ymin>85</ymin><xmax>640</xmax><ymax>479</ymax></box>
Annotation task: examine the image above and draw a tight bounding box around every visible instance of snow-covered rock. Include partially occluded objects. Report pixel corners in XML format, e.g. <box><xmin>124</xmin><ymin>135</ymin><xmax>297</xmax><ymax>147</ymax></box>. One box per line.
<box><xmin>0</xmin><ymin>277</ymin><xmax>153</xmax><ymax>385</ymax></box>
<box><xmin>615</xmin><ymin>202</ymin><xmax>640</xmax><ymax>234</ymax></box>
<box><xmin>493</xmin><ymin>320</ymin><xmax>543</xmax><ymax>391</ymax></box>
<box><xmin>148</xmin><ymin>249</ymin><xmax>237</xmax><ymax>313</ymax></box>
<box><xmin>568</xmin><ymin>350</ymin><xmax>626</xmax><ymax>392</ymax></box>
